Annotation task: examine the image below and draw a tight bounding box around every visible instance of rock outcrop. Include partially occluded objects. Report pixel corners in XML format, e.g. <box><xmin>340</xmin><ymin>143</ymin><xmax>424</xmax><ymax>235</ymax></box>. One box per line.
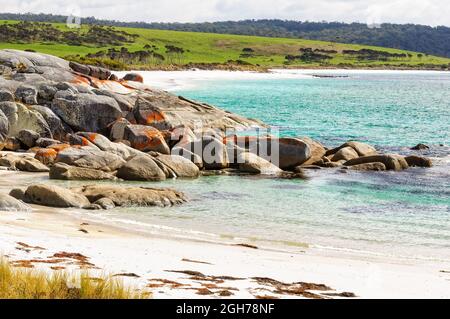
<box><xmin>73</xmin><ymin>184</ymin><xmax>187</xmax><ymax>207</ymax></box>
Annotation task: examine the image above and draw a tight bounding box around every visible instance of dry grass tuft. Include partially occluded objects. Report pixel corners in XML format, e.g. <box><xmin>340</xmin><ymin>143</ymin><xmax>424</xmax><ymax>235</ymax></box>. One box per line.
<box><xmin>0</xmin><ymin>258</ymin><xmax>148</xmax><ymax>299</ymax></box>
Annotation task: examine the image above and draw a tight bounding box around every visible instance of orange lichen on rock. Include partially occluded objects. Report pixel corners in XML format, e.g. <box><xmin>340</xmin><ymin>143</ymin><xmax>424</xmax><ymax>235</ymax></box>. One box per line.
<box><xmin>48</xmin><ymin>143</ymin><xmax>71</xmax><ymax>153</ymax></box>
<box><xmin>71</xmin><ymin>74</ymin><xmax>91</xmax><ymax>86</ymax></box>
<box><xmin>35</xmin><ymin>148</ymin><xmax>58</xmax><ymax>165</ymax></box>
<box><xmin>132</xmin><ymin>129</ymin><xmax>165</xmax><ymax>151</ymax></box>
<box><xmin>145</xmin><ymin>111</ymin><xmax>166</xmax><ymax>125</ymax></box>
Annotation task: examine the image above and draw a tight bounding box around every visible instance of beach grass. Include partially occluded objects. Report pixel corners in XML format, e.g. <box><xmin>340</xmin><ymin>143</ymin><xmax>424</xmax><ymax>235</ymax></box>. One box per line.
<box><xmin>0</xmin><ymin>258</ymin><xmax>148</xmax><ymax>299</ymax></box>
<box><xmin>0</xmin><ymin>20</ymin><xmax>449</xmax><ymax>70</ymax></box>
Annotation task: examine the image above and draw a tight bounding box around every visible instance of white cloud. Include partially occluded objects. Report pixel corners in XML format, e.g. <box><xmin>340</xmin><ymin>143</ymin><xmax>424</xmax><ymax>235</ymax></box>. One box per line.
<box><xmin>0</xmin><ymin>0</ymin><xmax>448</xmax><ymax>26</ymax></box>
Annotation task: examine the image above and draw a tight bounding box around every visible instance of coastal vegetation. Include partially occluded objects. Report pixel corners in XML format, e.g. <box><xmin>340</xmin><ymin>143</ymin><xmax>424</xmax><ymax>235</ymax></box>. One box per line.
<box><xmin>0</xmin><ymin>20</ymin><xmax>449</xmax><ymax>71</ymax></box>
<box><xmin>0</xmin><ymin>259</ymin><xmax>146</xmax><ymax>299</ymax></box>
<box><xmin>1</xmin><ymin>13</ymin><xmax>449</xmax><ymax>58</ymax></box>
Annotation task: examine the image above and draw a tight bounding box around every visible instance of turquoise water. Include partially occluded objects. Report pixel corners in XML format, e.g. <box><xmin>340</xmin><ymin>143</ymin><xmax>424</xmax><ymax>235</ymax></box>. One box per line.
<box><xmin>92</xmin><ymin>72</ymin><xmax>450</xmax><ymax>261</ymax></box>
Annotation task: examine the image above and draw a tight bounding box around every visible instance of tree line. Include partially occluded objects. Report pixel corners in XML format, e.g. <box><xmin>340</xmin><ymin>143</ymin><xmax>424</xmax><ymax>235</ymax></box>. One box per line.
<box><xmin>0</xmin><ymin>13</ymin><xmax>449</xmax><ymax>58</ymax></box>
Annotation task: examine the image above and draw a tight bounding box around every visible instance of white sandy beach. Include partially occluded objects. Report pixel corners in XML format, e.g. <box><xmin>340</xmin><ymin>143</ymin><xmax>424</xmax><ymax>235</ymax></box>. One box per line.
<box><xmin>114</xmin><ymin>69</ymin><xmax>450</xmax><ymax>91</ymax></box>
<box><xmin>0</xmin><ymin>170</ymin><xmax>449</xmax><ymax>299</ymax></box>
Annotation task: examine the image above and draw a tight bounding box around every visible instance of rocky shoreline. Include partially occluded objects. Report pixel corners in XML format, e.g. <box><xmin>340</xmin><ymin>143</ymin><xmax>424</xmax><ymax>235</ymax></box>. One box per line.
<box><xmin>0</xmin><ymin>49</ymin><xmax>434</xmax><ymax>212</ymax></box>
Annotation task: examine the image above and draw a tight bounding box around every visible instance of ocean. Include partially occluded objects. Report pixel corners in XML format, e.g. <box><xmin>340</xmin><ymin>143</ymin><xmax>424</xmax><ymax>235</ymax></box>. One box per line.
<box><xmin>79</xmin><ymin>71</ymin><xmax>450</xmax><ymax>261</ymax></box>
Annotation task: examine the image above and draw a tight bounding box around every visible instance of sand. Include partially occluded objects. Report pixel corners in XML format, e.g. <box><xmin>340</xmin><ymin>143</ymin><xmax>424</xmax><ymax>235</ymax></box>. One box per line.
<box><xmin>1</xmin><ymin>189</ymin><xmax>449</xmax><ymax>299</ymax></box>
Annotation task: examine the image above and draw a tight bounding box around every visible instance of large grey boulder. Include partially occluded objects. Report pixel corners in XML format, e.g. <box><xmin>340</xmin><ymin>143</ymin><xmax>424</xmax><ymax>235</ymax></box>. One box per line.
<box><xmin>0</xmin><ymin>89</ymin><xmax>14</xmax><ymax>102</ymax></box>
<box><xmin>0</xmin><ymin>102</ymin><xmax>51</xmax><ymax>138</ymax></box>
<box><xmin>17</xmin><ymin>129</ymin><xmax>40</xmax><ymax>148</ymax></box>
<box><xmin>50</xmin><ymin>163</ymin><xmax>117</xmax><ymax>181</ymax></box>
<box><xmin>117</xmin><ymin>155</ymin><xmax>166</xmax><ymax>181</ymax></box>
<box><xmin>73</xmin><ymin>184</ymin><xmax>187</xmax><ymax>207</ymax></box>
<box><xmin>24</xmin><ymin>184</ymin><xmax>90</xmax><ymax>208</ymax></box>
<box><xmin>0</xmin><ymin>109</ymin><xmax>8</xmax><ymax>140</ymax></box>
<box><xmin>55</xmin><ymin>147</ymin><xmax>126</xmax><ymax>172</ymax></box>
<box><xmin>51</xmin><ymin>90</ymin><xmax>122</xmax><ymax>133</ymax></box>
<box><xmin>0</xmin><ymin>193</ymin><xmax>32</xmax><ymax>212</ymax></box>
<box><xmin>30</xmin><ymin>105</ymin><xmax>64</xmax><ymax>139</ymax></box>
<box><xmin>15</xmin><ymin>85</ymin><xmax>38</xmax><ymax>105</ymax></box>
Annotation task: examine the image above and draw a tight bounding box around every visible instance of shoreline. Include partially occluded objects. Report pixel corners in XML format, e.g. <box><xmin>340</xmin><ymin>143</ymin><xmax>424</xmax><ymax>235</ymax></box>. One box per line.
<box><xmin>1</xmin><ymin>202</ymin><xmax>450</xmax><ymax>299</ymax></box>
<box><xmin>1</xmin><ymin>170</ymin><xmax>450</xmax><ymax>299</ymax></box>
<box><xmin>114</xmin><ymin>68</ymin><xmax>450</xmax><ymax>92</ymax></box>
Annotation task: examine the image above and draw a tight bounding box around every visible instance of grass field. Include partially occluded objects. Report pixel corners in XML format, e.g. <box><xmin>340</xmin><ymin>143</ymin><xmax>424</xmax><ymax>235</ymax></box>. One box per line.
<box><xmin>1</xmin><ymin>20</ymin><xmax>449</xmax><ymax>70</ymax></box>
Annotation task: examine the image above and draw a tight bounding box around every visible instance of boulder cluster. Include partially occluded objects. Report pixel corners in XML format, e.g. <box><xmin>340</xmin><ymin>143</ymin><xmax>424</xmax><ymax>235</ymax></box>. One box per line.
<box><xmin>0</xmin><ymin>49</ymin><xmax>434</xmax><ymax>211</ymax></box>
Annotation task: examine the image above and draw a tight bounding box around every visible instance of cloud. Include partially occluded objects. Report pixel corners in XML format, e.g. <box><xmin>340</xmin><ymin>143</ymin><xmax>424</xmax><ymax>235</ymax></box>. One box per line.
<box><xmin>0</xmin><ymin>0</ymin><xmax>448</xmax><ymax>26</ymax></box>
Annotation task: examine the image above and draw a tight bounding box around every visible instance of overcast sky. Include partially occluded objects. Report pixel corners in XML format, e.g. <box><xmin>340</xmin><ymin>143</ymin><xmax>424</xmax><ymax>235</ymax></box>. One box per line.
<box><xmin>1</xmin><ymin>0</ymin><xmax>449</xmax><ymax>26</ymax></box>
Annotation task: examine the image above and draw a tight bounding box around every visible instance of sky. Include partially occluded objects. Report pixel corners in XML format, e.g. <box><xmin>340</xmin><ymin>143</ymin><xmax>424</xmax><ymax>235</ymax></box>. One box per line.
<box><xmin>1</xmin><ymin>0</ymin><xmax>449</xmax><ymax>26</ymax></box>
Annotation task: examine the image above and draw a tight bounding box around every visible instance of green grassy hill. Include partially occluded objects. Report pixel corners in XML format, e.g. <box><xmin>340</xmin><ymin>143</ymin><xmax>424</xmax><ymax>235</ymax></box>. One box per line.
<box><xmin>1</xmin><ymin>20</ymin><xmax>449</xmax><ymax>71</ymax></box>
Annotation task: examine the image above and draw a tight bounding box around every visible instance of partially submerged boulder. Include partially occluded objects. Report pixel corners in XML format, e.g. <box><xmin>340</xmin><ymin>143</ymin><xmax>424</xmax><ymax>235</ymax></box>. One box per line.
<box><xmin>405</xmin><ymin>155</ymin><xmax>433</xmax><ymax>168</ymax></box>
<box><xmin>347</xmin><ymin>163</ymin><xmax>387</xmax><ymax>171</ymax></box>
<box><xmin>73</xmin><ymin>184</ymin><xmax>187</xmax><ymax>207</ymax></box>
<box><xmin>24</xmin><ymin>184</ymin><xmax>90</xmax><ymax>208</ymax></box>
<box><xmin>344</xmin><ymin>155</ymin><xmax>407</xmax><ymax>171</ymax></box>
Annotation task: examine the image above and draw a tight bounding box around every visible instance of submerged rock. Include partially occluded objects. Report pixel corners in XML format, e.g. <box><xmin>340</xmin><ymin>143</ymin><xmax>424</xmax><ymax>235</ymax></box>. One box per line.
<box><xmin>347</xmin><ymin>163</ymin><xmax>387</xmax><ymax>171</ymax></box>
<box><xmin>405</xmin><ymin>155</ymin><xmax>433</xmax><ymax>168</ymax></box>
<box><xmin>411</xmin><ymin>143</ymin><xmax>430</xmax><ymax>151</ymax></box>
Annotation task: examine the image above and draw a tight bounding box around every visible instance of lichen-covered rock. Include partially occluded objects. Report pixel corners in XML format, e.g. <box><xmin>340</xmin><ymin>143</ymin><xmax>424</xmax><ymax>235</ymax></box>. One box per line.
<box><xmin>50</xmin><ymin>163</ymin><xmax>117</xmax><ymax>181</ymax></box>
<box><xmin>17</xmin><ymin>129</ymin><xmax>40</xmax><ymax>148</ymax></box>
<box><xmin>34</xmin><ymin>148</ymin><xmax>58</xmax><ymax>165</ymax></box>
<box><xmin>122</xmin><ymin>73</ymin><xmax>144</xmax><ymax>83</ymax></box>
<box><xmin>0</xmin><ymin>102</ymin><xmax>51</xmax><ymax>138</ymax></box>
<box><xmin>123</xmin><ymin>124</ymin><xmax>170</xmax><ymax>154</ymax></box>
<box><xmin>73</xmin><ymin>184</ymin><xmax>187</xmax><ymax>207</ymax></box>
<box><xmin>51</xmin><ymin>90</ymin><xmax>122</xmax><ymax>133</ymax></box>
<box><xmin>15</xmin><ymin>85</ymin><xmax>38</xmax><ymax>105</ymax></box>
<box><xmin>24</xmin><ymin>184</ymin><xmax>90</xmax><ymax>208</ymax></box>
<box><xmin>117</xmin><ymin>155</ymin><xmax>166</xmax><ymax>181</ymax></box>
<box><xmin>55</xmin><ymin>147</ymin><xmax>126</xmax><ymax>172</ymax></box>
<box><xmin>77</xmin><ymin>132</ymin><xmax>142</xmax><ymax>159</ymax></box>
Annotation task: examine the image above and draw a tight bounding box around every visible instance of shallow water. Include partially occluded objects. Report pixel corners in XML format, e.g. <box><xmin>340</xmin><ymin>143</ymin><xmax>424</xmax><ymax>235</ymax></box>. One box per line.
<box><xmin>11</xmin><ymin>71</ymin><xmax>450</xmax><ymax>261</ymax></box>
